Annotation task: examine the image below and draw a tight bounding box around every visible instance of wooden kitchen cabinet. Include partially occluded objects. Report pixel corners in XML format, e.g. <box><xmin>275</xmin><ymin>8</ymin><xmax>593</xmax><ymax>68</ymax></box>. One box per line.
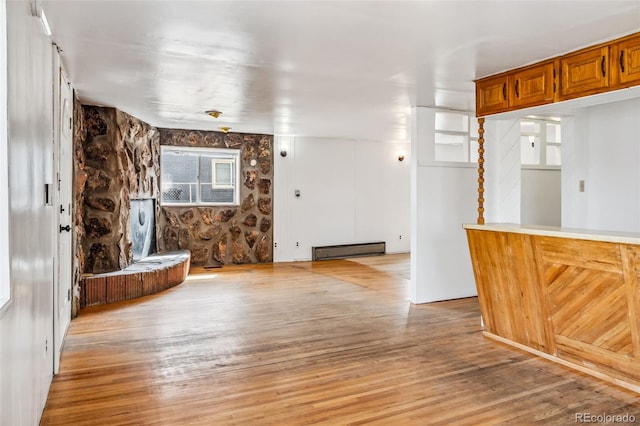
<box><xmin>611</xmin><ymin>33</ymin><xmax>640</xmax><ymax>88</ymax></box>
<box><xmin>476</xmin><ymin>61</ymin><xmax>557</xmax><ymax>116</ymax></box>
<box><xmin>560</xmin><ymin>46</ymin><xmax>609</xmax><ymax>100</ymax></box>
<box><xmin>476</xmin><ymin>74</ymin><xmax>509</xmax><ymax>116</ymax></box>
<box><xmin>475</xmin><ymin>31</ymin><xmax>640</xmax><ymax>116</ymax></box>
<box><xmin>508</xmin><ymin>60</ymin><xmax>557</xmax><ymax>109</ymax></box>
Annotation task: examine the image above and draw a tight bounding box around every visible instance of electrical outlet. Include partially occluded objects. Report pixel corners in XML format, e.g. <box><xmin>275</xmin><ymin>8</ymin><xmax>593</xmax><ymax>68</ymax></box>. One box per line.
<box><xmin>399</xmin><ymin>235</ymin><xmax>402</xmax><ymax>240</ymax></box>
<box><xmin>579</xmin><ymin>180</ymin><xmax>585</xmax><ymax>192</ymax></box>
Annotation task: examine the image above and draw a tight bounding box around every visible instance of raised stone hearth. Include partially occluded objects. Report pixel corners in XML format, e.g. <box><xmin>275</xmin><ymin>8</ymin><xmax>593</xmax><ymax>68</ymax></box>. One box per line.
<box><xmin>80</xmin><ymin>251</ymin><xmax>190</xmax><ymax>309</ymax></box>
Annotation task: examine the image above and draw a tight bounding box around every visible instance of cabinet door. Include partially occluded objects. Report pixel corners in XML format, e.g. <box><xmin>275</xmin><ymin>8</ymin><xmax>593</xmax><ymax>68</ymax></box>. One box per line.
<box><xmin>611</xmin><ymin>34</ymin><xmax>640</xmax><ymax>88</ymax></box>
<box><xmin>509</xmin><ymin>61</ymin><xmax>557</xmax><ymax>108</ymax></box>
<box><xmin>476</xmin><ymin>75</ymin><xmax>508</xmax><ymax>116</ymax></box>
<box><xmin>560</xmin><ymin>46</ymin><xmax>609</xmax><ymax>100</ymax></box>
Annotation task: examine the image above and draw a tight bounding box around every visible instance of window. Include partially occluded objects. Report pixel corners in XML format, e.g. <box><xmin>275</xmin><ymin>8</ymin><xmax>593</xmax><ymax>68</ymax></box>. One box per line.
<box><xmin>212</xmin><ymin>159</ymin><xmax>234</xmax><ymax>188</ymax></box>
<box><xmin>520</xmin><ymin>118</ymin><xmax>561</xmax><ymax>167</ymax></box>
<box><xmin>160</xmin><ymin>146</ymin><xmax>240</xmax><ymax>206</ymax></box>
<box><xmin>434</xmin><ymin>111</ymin><xmax>478</xmax><ymax>163</ymax></box>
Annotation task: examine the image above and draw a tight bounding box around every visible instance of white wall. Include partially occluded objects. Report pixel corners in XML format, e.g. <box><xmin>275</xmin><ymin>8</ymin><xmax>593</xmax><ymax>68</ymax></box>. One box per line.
<box><xmin>273</xmin><ymin>136</ymin><xmax>410</xmax><ymax>262</ymax></box>
<box><xmin>484</xmin><ymin>118</ymin><xmax>521</xmax><ymax>224</ymax></box>
<box><xmin>560</xmin><ymin>115</ymin><xmax>587</xmax><ymax>228</ymax></box>
<box><xmin>411</xmin><ymin>164</ymin><xmax>478</xmax><ymax>302</ymax></box>
<box><xmin>0</xmin><ymin>0</ymin><xmax>8</xmax><ymax>308</ymax></box>
<box><xmin>521</xmin><ymin>168</ymin><xmax>561</xmax><ymax>226</ymax></box>
<box><xmin>408</xmin><ymin>108</ymin><xmax>562</xmax><ymax>303</ymax></box>
<box><xmin>562</xmin><ymin>98</ymin><xmax>640</xmax><ymax>232</ymax></box>
<box><xmin>1</xmin><ymin>1</ymin><xmax>56</xmax><ymax>424</ymax></box>
<box><xmin>410</xmin><ymin>107</ymin><xmax>478</xmax><ymax>303</ymax></box>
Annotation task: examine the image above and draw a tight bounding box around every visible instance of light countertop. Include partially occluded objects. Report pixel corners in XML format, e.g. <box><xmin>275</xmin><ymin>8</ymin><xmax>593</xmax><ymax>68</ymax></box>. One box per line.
<box><xmin>463</xmin><ymin>223</ymin><xmax>640</xmax><ymax>245</ymax></box>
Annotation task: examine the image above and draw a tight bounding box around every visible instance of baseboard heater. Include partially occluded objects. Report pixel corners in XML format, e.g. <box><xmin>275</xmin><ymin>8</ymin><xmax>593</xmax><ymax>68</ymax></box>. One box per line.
<box><xmin>312</xmin><ymin>242</ymin><xmax>386</xmax><ymax>261</ymax></box>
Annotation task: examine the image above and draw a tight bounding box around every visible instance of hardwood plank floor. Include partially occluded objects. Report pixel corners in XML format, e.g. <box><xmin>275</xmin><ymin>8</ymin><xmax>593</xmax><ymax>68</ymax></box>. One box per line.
<box><xmin>42</xmin><ymin>254</ymin><xmax>640</xmax><ymax>425</ymax></box>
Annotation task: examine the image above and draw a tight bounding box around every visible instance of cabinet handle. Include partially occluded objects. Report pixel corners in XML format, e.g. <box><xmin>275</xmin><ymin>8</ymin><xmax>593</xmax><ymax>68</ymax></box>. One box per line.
<box><xmin>620</xmin><ymin>51</ymin><xmax>625</xmax><ymax>73</ymax></box>
<box><xmin>515</xmin><ymin>80</ymin><xmax>519</xmax><ymax>98</ymax></box>
<box><xmin>601</xmin><ymin>55</ymin><xmax>606</xmax><ymax>77</ymax></box>
<box><xmin>502</xmin><ymin>83</ymin><xmax>506</xmax><ymax>99</ymax></box>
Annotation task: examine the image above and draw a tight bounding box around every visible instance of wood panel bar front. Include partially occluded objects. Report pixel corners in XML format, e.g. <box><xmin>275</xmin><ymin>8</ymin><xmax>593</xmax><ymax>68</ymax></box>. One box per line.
<box><xmin>464</xmin><ymin>224</ymin><xmax>640</xmax><ymax>393</ymax></box>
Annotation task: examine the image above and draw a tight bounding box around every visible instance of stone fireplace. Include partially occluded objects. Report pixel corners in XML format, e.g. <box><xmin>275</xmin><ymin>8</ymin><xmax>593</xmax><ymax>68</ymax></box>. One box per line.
<box><xmin>72</xmin><ymin>104</ymin><xmax>273</xmax><ymax>315</ymax></box>
<box><xmin>74</xmin><ymin>105</ymin><xmax>160</xmax><ymax>274</ymax></box>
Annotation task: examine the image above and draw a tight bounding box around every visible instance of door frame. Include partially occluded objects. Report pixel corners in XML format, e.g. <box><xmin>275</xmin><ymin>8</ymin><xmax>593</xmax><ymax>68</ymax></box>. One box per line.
<box><xmin>52</xmin><ymin>46</ymin><xmax>73</xmax><ymax>374</ymax></box>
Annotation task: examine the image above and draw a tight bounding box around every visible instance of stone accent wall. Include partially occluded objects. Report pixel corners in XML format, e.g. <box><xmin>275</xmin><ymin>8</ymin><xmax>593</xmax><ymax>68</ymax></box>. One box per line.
<box><xmin>159</xmin><ymin>129</ymin><xmax>273</xmax><ymax>265</ymax></box>
<box><xmin>74</xmin><ymin>105</ymin><xmax>159</xmax><ymax>276</ymax></box>
<box><xmin>72</xmin><ymin>96</ymin><xmax>86</xmax><ymax>317</ymax></box>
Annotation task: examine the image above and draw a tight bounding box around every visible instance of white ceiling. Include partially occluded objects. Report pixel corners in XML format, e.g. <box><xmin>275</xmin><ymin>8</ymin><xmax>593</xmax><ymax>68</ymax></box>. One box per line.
<box><xmin>42</xmin><ymin>0</ymin><xmax>640</xmax><ymax>142</ymax></box>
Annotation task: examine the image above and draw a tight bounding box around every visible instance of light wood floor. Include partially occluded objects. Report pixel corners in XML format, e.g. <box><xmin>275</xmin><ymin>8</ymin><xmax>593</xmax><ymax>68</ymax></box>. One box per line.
<box><xmin>42</xmin><ymin>254</ymin><xmax>640</xmax><ymax>425</ymax></box>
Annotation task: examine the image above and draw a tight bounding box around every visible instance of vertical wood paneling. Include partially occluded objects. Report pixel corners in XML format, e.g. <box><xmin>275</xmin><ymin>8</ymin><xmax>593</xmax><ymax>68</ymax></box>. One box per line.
<box><xmin>141</xmin><ymin>270</ymin><xmax>155</xmax><ymax>295</ymax></box>
<box><xmin>80</xmin><ymin>252</ymin><xmax>190</xmax><ymax>309</ymax></box>
<box><xmin>622</xmin><ymin>245</ymin><xmax>640</xmax><ymax>356</ymax></box>
<box><xmin>106</xmin><ymin>275</ymin><xmax>125</xmax><ymax>304</ymax></box>
<box><xmin>466</xmin><ymin>228</ymin><xmax>640</xmax><ymax>390</ymax></box>
<box><xmin>530</xmin><ymin>239</ymin><xmax>557</xmax><ymax>354</ymax></box>
<box><xmin>125</xmin><ymin>274</ymin><xmax>143</xmax><ymax>300</ymax></box>
<box><xmin>466</xmin><ymin>230</ymin><xmax>550</xmax><ymax>352</ymax></box>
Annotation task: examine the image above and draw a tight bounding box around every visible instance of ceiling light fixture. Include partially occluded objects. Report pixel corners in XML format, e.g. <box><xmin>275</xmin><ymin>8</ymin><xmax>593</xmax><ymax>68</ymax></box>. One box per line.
<box><xmin>205</xmin><ymin>110</ymin><xmax>222</xmax><ymax>119</ymax></box>
<box><xmin>218</xmin><ymin>126</ymin><xmax>231</xmax><ymax>134</ymax></box>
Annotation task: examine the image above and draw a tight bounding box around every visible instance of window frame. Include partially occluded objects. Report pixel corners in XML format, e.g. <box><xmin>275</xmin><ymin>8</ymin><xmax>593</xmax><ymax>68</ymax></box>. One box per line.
<box><xmin>212</xmin><ymin>158</ymin><xmax>235</xmax><ymax>189</ymax></box>
<box><xmin>160</xmin><ymin>146</ymin><xmax>241</xmax><ymax>207</ymax></box>
<box><xmin>520</xmin><ymin>117</ymin><xmax>562</xmax><ymax>169</ymax></box>
<box><xmin>433</xmin><ymin>110</ymin><xmax>478</xmax><ymax>164</ymax></box>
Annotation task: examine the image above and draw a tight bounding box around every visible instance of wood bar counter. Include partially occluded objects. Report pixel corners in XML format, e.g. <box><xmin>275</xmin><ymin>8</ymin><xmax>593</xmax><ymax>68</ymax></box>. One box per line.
<box><xmin>464</xmin><ymin>223</ymin><xmax>640</xmax><ymax>392</ymax></box>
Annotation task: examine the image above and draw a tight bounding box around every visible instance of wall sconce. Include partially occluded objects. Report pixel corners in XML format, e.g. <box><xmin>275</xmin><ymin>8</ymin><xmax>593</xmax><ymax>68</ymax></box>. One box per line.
<box><xmin>205</xmin><ymin>110</ymin><xmax>222</xmax><ymax>119</ymax></box>
<box><xmin>280</xmin><ymin>150</ymin><xmax>287</xmax><ymax>157</ymax></box>
<box><xmin>398</xmin><ymin>151</ymin><xmax>406</xmax><ymax>162</ymax></box>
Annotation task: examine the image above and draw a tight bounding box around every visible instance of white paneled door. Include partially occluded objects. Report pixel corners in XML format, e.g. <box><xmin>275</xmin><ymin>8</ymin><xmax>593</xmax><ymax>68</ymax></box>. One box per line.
<box><xmin>53</xmin><ymin>53</ymin><xmax>73</xmax><ymax>374</ymax></box>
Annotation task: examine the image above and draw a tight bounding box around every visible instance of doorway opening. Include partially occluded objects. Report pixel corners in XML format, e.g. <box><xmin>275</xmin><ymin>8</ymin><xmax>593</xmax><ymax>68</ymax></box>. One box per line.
<box><xmin>520</xmin><ymin>117</ymin><xmax>562</xmax><ymax>227</ymax></box>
